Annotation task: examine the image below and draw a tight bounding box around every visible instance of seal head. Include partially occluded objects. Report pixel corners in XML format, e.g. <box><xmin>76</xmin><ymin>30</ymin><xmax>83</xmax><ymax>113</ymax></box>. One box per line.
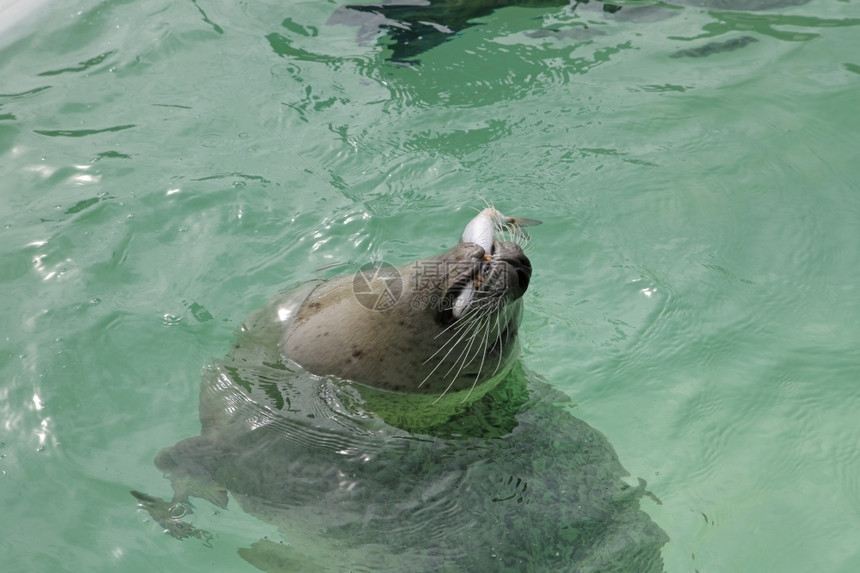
<box><xmin>280</xmin><ymin>239</ymin><xmax>531</xmax><ymax>398</ymax></box>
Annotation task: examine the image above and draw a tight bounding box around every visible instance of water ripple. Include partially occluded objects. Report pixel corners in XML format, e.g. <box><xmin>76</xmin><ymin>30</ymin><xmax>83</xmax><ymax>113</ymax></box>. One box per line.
<box><xmin>33</xmin><ymin>124</ymin><xmax>136</xmax><ymax>138</ymax></box>
<box><xmin>37</xmin><ymin>49</ymin><xmax>118</xmax><ymax>77</ymax></box>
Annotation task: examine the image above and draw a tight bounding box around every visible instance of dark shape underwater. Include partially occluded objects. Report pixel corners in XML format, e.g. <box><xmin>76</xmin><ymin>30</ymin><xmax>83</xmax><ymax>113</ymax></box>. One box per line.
<box><xmin>330</xmin><ymin>0</ymin><xmax>810</xmax><ymax>62</ymax></box>
<box><xmin>330</xmin><ymin>0</ymin><xmax>572</xmax><ymax>62</ymax></box>
<box><xmin>133</xmin><ymin>285</ymin><xmax>668</xmax><ymax>572</ymax></box>
<box><xmin>670</xmin><ymin>35</ymin><xmax>758</xmax><ymax>58</ymax></box>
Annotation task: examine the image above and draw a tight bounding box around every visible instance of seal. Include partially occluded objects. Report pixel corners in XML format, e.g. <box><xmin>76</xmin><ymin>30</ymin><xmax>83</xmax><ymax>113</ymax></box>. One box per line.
<box><xmin>275</xmin><ymin>207</ymin><xmax>539</xmax><ymax>426</ymax></box>
<box><xmin>131</xmin><ymin>206</ymin><xmax>669</xmax><ymax>572</ymax></box>
<box><xmin>282</xmin><ymin>240</ymin><xmax>531</xmax><ymax>396</ymax></box>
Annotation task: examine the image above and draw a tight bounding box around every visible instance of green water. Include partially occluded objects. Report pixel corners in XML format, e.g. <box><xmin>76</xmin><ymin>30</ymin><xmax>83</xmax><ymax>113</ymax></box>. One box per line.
<box><xmin>1</xmin><ymin>0</ymin><xmax>859</xmax><ymax>571</ymax></box>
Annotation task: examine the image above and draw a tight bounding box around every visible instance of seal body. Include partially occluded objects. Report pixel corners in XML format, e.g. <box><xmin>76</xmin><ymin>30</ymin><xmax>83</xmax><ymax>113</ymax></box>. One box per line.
<box><xmin>281</xmin><ymin>241</ymin><xmax>531</xmax><ymax>395</ymax></box>
<box><xmin>132</xmin><ymin>210</ymin><xmax>669</xmax><ymax>571</ymax></box>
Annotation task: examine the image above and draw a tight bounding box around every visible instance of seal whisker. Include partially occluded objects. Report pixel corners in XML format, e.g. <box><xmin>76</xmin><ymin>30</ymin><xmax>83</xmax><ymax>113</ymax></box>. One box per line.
<box><xmin>433</xmin><ymin>302</ymin><xmax>498</xmax><ymax>402</ymax></box>
<box><xmin>422</xmin><ymin>301</ymin><xmax>492</xmax><ymax>377</ymax></box>
<box><xmin>488</xmin><ymin>304</ymin><xmax>509</xmax><ymax>380</ymax></box>
<box><xmin>440</xmin><ymin>315</ymin><xmax>487</xmax><ymax>380</ymax></box>
<box><xmin>432</xmin><ymin>314</ymin><xmax>490</xmax><ymax>403</ymax></box>
<box><xmin>435</xmin><ymin>295</ymin><xmax>504</xmax><ymax>403</ymax></box>
<box><xmin>420</xmin><ymin>309</ymin><xmax>480</xmax><ymax>366</ymax></box>
<box><xmin>459</xmin><ymin>309</ymin><xmax>495</xmax><ymax>403</ymax></box>
<box><xmin>420</xmin><ymin>295</ymin><xmax>495</xmax><ymax>392</ymax></box>
<box><xmin>423</xmin><ymin>294</ymin><xmax>493</xmax><ymax>361</ymax></box>
<box><xmin>417</xmin><ymin>308</ymin><xmax>488</xmax><ymax>389</ymax></box>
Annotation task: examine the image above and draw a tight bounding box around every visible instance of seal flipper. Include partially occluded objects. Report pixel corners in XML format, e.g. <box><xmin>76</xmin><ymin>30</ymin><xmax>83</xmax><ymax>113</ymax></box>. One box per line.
<box><xmin>154</xmin><ymin>435</ymin><xmax>230</xmax><ymax>510</ymax></box>
<box><xmin>130</xmin><ymin>490</ymin><xmax>213</xmax><ymax>545</ymax></box>
<box><xmin>130</xmin><ymin>435</ymin><xmax>229</xmax><ymax>544</ymax></box>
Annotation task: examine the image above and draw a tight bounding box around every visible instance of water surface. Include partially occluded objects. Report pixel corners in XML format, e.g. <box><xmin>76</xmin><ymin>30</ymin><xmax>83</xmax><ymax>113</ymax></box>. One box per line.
<box><xmin>1</xmin><ymin>0</ymin><xmax>859</xmax><ymax>571</ymax></box>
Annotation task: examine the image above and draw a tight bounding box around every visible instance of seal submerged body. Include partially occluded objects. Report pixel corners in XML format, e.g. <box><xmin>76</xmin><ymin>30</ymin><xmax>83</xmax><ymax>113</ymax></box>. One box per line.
<box><xmin>132</xmin><ymin>206</ymin><xmax>669</xmax><ymax>572</ymax></box>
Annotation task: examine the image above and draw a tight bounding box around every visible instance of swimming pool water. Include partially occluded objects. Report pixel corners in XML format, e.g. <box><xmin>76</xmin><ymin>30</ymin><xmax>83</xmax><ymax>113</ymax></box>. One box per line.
<box><xmin>1</xmin><ymin>0</ymin><xmax>859</xmax><ymax>571</ymax></box>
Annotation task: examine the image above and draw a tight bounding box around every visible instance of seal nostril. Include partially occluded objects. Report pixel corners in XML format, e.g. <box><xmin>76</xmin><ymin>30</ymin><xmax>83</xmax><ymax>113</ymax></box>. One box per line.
<box><xmin>514</xmin><ymin>254</ymin><xmax>532</xmax><ymax>294</ymax></box>
<box><xmin>516</xmin><ymin>268</ymin><xmax>530</xmax><ymax>294</ymax></box>
<box><xmin>489</xmin><ymin>243</ymin><xmax>532</xmax><ymax>297</ymax></box>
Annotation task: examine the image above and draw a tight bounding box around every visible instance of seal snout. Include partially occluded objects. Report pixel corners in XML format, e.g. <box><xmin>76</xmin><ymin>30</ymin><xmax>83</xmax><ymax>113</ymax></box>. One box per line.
<box><xmin>490</xmin><ymin>241</ymin><xmax>532</xmax><ymax>300</ymax></box>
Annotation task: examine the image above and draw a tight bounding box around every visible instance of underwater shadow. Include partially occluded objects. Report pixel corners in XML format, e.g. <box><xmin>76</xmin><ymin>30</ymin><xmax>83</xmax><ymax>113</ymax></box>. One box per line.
<box><xmin>329</xmin><ymin>0</ymin><xmax>811</xmax><ymax>63</ymax></box>
<box><xmin>133</xmin><ymin>285</ymin><xmax>668</xmax><ymax>572</ymax></box>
